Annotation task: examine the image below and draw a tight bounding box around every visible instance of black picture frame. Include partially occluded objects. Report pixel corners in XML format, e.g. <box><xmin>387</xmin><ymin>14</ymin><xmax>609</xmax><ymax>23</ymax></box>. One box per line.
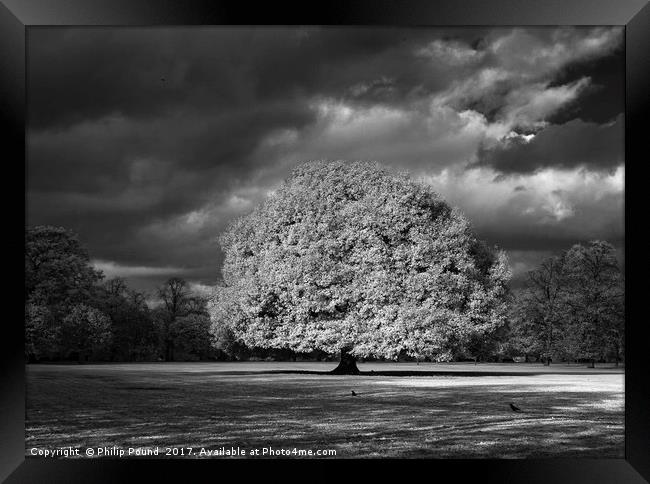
<box><xmin>2</xmin><ymin>0</ymin><xmax>648</xmax><ymax>482</ymax></box>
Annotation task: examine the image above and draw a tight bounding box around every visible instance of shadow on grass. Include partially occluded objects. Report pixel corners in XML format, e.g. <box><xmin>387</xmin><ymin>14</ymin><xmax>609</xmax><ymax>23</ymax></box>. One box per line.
<box><xmin>25</xmin><ymin>365</ymin><xmax>624</xmax><ymax>458</ymax></box>
<box><xmin>188</xmin><ymin>369</ymin><xmax>621</xmax><ymax>377</ymax></box>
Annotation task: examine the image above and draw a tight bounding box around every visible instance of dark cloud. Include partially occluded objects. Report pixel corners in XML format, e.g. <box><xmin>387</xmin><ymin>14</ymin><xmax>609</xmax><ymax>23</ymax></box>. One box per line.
<box><xmin>476</xmin><ymin>115</ymin><xmax>623</xmax><ymax>174</ymax></box>
<box><xmin>26</xmin><ymin>27</ymin><xmax>624</xmax><ymax>292</ymax></box>
<box><xmin>546</xmin><ymin>43</ymin><xmax>625</xmax><ymax>125</ymax></box>
<box><xmin>28</xmin><ymin>27</ymin><xmax>470</xmax><ymax>131</ymax></box>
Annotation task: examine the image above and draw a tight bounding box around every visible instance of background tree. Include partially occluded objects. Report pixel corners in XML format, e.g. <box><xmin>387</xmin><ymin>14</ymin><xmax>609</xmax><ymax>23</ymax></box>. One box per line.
<box><xmin>25</xmin><ymin>226</ymin><xmax>103</xmax><ymax>311</ymax></box>
<box><xmin>511</xmin><ymin>240</ymin><xmax>624</xmax><ymax>367</ymax></box>
<box><xmin>509</xmin><ymin>293</ymin><xmax>546</xmax><ymax>362</ymax></box>
<box><xmin>58</xmin><ymin>304</ymin><xmax>112</xmax><ymax>362</ymax></box>
<box><xmin>562</xmin><ymin>241</ymin><xmax>624</xmax><ymax>367</ymax></box>
<box><xmin>157</xmin><ymin>277</ymin><xmax>190</xmax><ymax>361</ymax></box>
<box><xmin>209</xmin><ymin>160</ymin><xmax>511</xmax><ymax>374</ymax></box>
<box><xmin>92</xmin><ymin>278</ymin><xmax>157</xmax><ymax>361</ymax></box>
<box><xmin>171</xmin><ymin>313</ymin><xmax>215</xmax><ymax>360</ymax></box>
<box><xmin>25</xmin><ymin>225</ymin><xmax>219</xmax><ymax>363</ymax></box>
<box><xmin>512</xmin><ymin>255</ymin><xmax>567</xmax><ymax>365</ymax></box>
<box><xmin>156</xmin><ymin>278</ymin><xmax>212</xmax><ymax>361</ymax></box>
<box><xmin>25</xmin><ymin>226</ymin><xmax>105</xmax><ymax>360</ymax></box>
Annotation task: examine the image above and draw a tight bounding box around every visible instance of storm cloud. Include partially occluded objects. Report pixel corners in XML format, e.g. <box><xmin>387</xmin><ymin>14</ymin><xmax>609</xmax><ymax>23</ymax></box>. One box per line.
<box><xmin>26</xmin><ymin>27</ymin><xmax>624</xmax><ymax>293</ymax></box>
<box><xmin>476</xmin><ymin>115</ymin><xmax>624</xmax><ymax>174</ymax></box>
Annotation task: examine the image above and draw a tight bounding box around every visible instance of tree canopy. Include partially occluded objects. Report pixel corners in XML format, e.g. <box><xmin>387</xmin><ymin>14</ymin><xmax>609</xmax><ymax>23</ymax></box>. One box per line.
<box><xmin>210</xmin><ymin>161</ymin><xmax>511</xmax><ymax>367</ymax></box>
<box><xmin>510</xmin><ymin>240</ymin><xmax>624</xmax><ymax>366</ymax></box>
<box><xmin>25</xmin><ymin>225</ymin><xmax>103</xmax><ymax>310</ymax></box>
<box><xmin>562</xmin><ymin>241</ymin><xmax>624</xmax><ymax>364</ymax></box>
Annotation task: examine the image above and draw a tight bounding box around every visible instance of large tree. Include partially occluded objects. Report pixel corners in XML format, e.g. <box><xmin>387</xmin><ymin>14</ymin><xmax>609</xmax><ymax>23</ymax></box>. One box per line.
<box><xmin>209</xmin><ymin>161</ymin><xmax>511</xmax><ymax>373</ymax></box>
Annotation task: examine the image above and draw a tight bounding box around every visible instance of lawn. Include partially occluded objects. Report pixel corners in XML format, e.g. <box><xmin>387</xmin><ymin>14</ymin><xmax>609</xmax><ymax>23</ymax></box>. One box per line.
<box><xmin>25</xmin><ymin>362</ymin><xmax>624</xmax><ymax>458</ymax></box>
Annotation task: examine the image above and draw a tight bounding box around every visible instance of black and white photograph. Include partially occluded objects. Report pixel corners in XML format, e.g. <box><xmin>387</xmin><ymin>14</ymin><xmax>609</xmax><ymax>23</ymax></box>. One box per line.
<box><xmin>24</xmin><ymin>25</ymin><xmax>626</xmax><ymax>460</ymax></box>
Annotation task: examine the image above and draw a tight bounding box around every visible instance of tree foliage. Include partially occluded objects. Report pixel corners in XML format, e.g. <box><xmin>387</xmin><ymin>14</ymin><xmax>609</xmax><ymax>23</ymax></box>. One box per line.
<box><xmin>25</xmin><ymin>226</ymin><xmax>103</xmax><ymax>310</ymax></box>
<box><xmin>171</xmin><ymin>313</ymin><xmax>215</xmax><ymax>360</ymax></box>
<box><xmin>562</xmin><ymin>241</ymin><xmax>624</xmax><ymax>363</ymax></box>
<box><xmin>92</xmin><ymin>278</ymin><xmax>158</xmax><ymax>361</ymax></box>
<box><xmin>58</xmin><ymin>303</ymin><xmax>112</xmax><ymax>361</ymax></box>
<box><xmin>210</xmin><ymin>161</ymin><xmax>511</xmax><ymax>361</ymax></box>
<box><xmin>25</xmin><ymin>226</ymin><xmax>105</xmax><ymax>360</ymax></box>
<box><xmin>511</xmin><ymin>240</ymin><xmax>624</xmax><ymax>364</ymax></box>
<box><xmin>511</xmin><ymin>254</ymin><xmax>567</xmax><ymax>363</ymax></box>
<box><xmin>156</xmin><ymin>278</ymin><xmax>213</xmax><ymax>360</ymax></box>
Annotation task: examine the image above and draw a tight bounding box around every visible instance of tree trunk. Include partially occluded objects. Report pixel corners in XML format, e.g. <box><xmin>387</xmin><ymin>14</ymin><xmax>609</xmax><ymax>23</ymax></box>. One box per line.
<box><xmin>330</xmin><ymin>347</ymin><xmax>360</xmax><ymax>375</ymax></box>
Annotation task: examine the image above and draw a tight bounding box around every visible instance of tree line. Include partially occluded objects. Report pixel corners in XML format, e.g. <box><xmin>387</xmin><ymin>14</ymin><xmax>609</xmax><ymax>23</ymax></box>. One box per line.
<box><xmin>25</xmin><ymin>225</ymin><xmax>624</xmax><ymax>366</ymax></box>
<box><xmin>25</xmin><ymin>226</ymin><xmax>215</xmax><ymax>362</ymax></box>
<box><xmin>25</xmin><ymin>163</ymin><xmax>624</xmax><ymax>367</ymax></box>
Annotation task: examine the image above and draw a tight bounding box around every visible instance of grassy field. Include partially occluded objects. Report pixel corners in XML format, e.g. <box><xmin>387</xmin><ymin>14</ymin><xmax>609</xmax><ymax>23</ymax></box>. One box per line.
<box><xmin>25</xmin><ymin>362</ymin><xmax>624</xmax><ymax>459</ymax></box>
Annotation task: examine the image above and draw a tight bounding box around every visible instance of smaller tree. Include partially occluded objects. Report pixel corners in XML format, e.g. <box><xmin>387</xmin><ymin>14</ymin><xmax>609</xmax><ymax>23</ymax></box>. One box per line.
<box><xmin>507</xmin><ymin>298</ymin><xmax>543</xmax><ymax>362</ymax></box>
<box><xmin>58</xmin><ymin>304</ymin><xmax>112</xmax><ymax>362</ymax></box>
<box><xmin>25</xmin><ymin>225</ymin><xmax>103</xmax><ymax>311</ymax></box>
<box><xmin>156</xmin><ymin>278</ymin><xmax>212</xmax><ymax>361</ymax></box>
<box><xmin>158</xmin><ymin>278</ymin><xmax>191</xmax><ymax>361</ymax></box>
<box><xmin>513</xmin><ymin>255</ymin><xmax>567</xmax><ymax>365</ymax></box>
<box><xmin>171</xmin><ymin>313</ymin><xmax>214</xmax><ymax>360</ymax></box>
<box><xmin>561</xmin><ymin>241</ymin><xmax>624</xmax><ymax>367</ymax></box>
<box><xmin>512</xmin><ymin>240</ymin><xmax>624</xmax><ymax>367</ymax></box>
<box><xmin>92</xmin><ymin>278</ymin><xmax>157</xmax><ymax>361</ymax></box>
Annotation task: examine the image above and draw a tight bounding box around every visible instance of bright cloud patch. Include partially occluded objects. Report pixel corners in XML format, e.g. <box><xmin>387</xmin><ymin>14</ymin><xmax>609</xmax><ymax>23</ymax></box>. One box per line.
<box><xmin>92</xmin><ymin>260</ymin><xmax>190</xmax><ymax>278</ymax></box>
<box><xmin>421</xmin><ymin>165</ymin><xmax>624</xmax><ymax>242</ymax></box>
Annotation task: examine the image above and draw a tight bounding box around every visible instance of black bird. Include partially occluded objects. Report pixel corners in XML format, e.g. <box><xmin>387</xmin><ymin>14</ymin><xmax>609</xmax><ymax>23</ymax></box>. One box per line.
<box><xmin>351</xmin><ymin>391</ymin><xmax>357</xmax><ymax>396</ymax></box>
<box><xmin>509</xmin><ymin>402</ymin><xmax>523</xmax><ymax>413</ymax></box>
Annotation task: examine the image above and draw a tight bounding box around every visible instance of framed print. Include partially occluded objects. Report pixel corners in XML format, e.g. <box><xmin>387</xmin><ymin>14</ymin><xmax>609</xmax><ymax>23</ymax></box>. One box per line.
<box><xmin>2</xmin><ymin>0</ymin><xmax>649</xmax><ymax>482</ymax></box>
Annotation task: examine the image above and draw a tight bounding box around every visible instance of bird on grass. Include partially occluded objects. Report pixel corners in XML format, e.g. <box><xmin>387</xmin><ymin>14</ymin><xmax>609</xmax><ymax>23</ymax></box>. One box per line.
<box><xmin>509</xmin><ymin>402</ymin><xmax>524</xmax><ymax>413</ymax></box>
<box><xmin>351</xmin><ymin>390</ymin><xmax>357</xmax><ymax>396</ymax></box>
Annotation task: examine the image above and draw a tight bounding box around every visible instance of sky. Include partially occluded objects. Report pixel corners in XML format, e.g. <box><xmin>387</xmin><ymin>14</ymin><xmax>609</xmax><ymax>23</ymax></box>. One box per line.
<box><xmin>26</xmin><ymin>27</ymin><xmax>625</xmax><ymax>297</ymax></box>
